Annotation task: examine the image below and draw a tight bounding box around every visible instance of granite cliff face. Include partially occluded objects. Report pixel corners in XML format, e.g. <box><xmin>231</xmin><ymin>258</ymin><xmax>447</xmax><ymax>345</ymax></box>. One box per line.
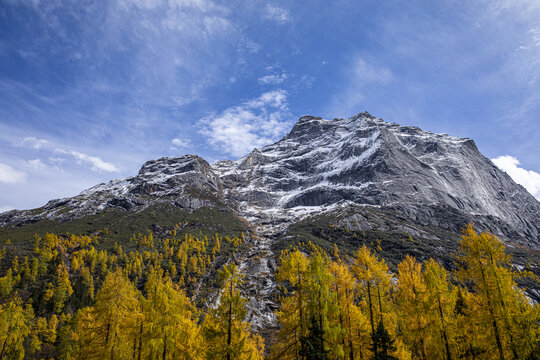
<box><xmin>215</xmin><ymin>113</ymin><xmax>540</xmax><ymax>247</ymax></box>
<box><xmin>2</xmin><ymin>112</ymin><xmax>540</xmax><ymax>248</ymax></box>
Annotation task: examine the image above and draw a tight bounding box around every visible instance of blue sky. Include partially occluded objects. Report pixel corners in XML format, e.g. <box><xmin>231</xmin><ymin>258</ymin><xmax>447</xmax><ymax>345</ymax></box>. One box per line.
<box><xmin>1</xmin><ymin>0</ymin><xmax>540</xmax><ymax>211</ymax></box>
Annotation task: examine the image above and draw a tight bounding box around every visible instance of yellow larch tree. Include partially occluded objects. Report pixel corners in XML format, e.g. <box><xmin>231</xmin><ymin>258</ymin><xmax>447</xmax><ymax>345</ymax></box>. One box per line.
<box><xmin>352</xmin><ymin>245</ymin><xmax>399</xmax><ymax>359</ymax></box>
<box><xmin>142</xmin><ymin>267</ymin><xmax>203</xmax><ymax>360</ymax></box>
<box><xmin>75</xmin><ymin>269</ymin><xmax>143</xmax><ymax>360</ymax></box>
<box><xmin>456</xmin><ymin>224</ymin><xmax>539</xmax><ymax>360</ymax></box>
<box><xmin>203</xmin><ymin>263</ymin><xmax>264</xmax><ymax>360</ymax></box>
<box><xmin>273</xmin><ymin>248</ymin><xmax>310</xmax><ymax>359</ymax></box>
<box><xmin>0</xmin><ymin>296</ymin><xmax>33</xmax><ymax>360</ymax></box>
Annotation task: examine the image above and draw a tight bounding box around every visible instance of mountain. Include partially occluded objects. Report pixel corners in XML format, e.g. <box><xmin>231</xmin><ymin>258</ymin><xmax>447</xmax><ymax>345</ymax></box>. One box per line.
<box><xmin>1</xmin><ymin>112</ymin><xmax>540</xmax><ymax>329</ymax></box>
<box><xmin>3</xmin><ymin>112</ymin><xmax>539</xmax><ymax>247</ymax></box>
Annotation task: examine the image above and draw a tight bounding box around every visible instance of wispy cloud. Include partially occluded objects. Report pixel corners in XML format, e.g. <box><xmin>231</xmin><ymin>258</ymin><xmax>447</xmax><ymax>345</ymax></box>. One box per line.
<box><xmin>492</xmin><ymin>155</ymin><xmax>540</xmax><ymax>200</ymax></box>
<box><xmin>200</xmin><ymin>90</ymin><xmax>292</xmax><ymax>157</ymax></box>
<box><xmin>264</xmin><ymin>4</ymin><xmax>289</xmax><ymax>24</ymax></box>
<box><xmin>258</xmin><ymin>73</ymin><xmax>288</xmax><ymax>85</ymax></box>
<box><xmin>0</xmin><ymin>163</ymin><xmax>27</xmax><ymax>184</ymax></box>
<box><xmin>71</xmin><ymin>151</ymin><xmax>119</xmax><ymax>172</ymax></box>
<box><xmin>19</xmin><ymin>136</ymin><xmax>119</xmax><ymax>173</ymax></box>
<box><xmin>27</xmin><ymin>158</ymin><xmax>46</xmax><ymax>170</ymax></box>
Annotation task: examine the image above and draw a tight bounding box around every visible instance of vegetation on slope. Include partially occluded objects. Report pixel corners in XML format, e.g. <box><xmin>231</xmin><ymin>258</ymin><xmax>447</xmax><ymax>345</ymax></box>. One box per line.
<box><xmin>0</xmin><ymin>215</ymin><xmax>538</xmax><ymax>359</ymax></box>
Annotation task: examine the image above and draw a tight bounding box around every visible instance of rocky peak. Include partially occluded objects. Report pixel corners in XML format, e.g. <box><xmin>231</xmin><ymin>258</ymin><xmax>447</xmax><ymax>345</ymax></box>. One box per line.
<box><xmin>138</xmin><ymin>155</ymin><xmax>211</xmax><ymax>176</ymax></box>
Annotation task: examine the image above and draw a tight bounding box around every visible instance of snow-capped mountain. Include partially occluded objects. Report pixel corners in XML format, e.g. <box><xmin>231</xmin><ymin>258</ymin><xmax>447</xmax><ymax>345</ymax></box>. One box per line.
<box><xmin>2</xmin><ymin>112</ymin><xmax>540</xmax><ymax>248</ymax></box>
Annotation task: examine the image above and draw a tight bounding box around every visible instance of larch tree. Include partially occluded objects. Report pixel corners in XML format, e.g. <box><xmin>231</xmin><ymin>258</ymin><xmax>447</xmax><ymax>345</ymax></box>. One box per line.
<box><xmin>328</xmin><ymin>257</ymin><xmax>363</xmax><ymax>360</ymax></box>
<box><xmin>456</xmin><ymin>224</ymin><xmax>539</xmax><ymax>360</ymax></box>
<box><xmin>396</xmin><ymin>256</ymin><xmax>430</xmax><ymax>359</ymax></box>
<box><xmin>0</xmin><ymin>296</ymin><xmax>33</xmax><ymax>360</ymax></box>
<box><xmin>274</xmin><ymin>248</ymin><xmax>310</xmax><ymax>360</ymax></box>
<box><xmin>143</xmin><ymin>267</ymin><xmax>203</xmax><ymax>360</ymax></box>
<box><xmin>352</xmin><ymin>245</ymin><xmax>397</xmax><ymax>359</ymax></box>
<box><xmin>53</xmin><ymin>263</ymin><xmax>74</xmax><ymax>314</ymax></box>
<box><xmin>75</xmin><ymin>269</ymin><xmax>143</xmax><ymax>360</ymax></box>
<box><xmin>423</xmin><ymin>259</ymin><xmax>454</xmax><ymax>360</ymax></box>
<box><xmin>299</xmin><ymin>249</ymin><xmax>335</xmax><ymax>360</ymax></box>
<box><xmin>203</xmin><ymin>263</ymin><xmax>264</xmax><ymax>360</ymax></box>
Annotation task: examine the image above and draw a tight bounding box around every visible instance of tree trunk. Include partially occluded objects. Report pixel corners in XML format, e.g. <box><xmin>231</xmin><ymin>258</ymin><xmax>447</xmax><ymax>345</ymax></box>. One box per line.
<box><xmin>137</xmin><ymin>321</ymin><xmax>143</xmax><ymax>360</ymax></box>
<box><xmin>138</xmin><ymin>320</ymin><xmax>143</xmax><ymax>360</ymax></box>
<box><xmin>437</xmin><ymin>296</ymin><xmax>452</xmax><ymax>360</ymax></box>
<box><xmin>377</xmin><ymin>285</ymin><xmax>383</xmax><ymax>321</ymax></box>
<box><xmin>132</xmin><ymin>331</ymin><xmax>137</xmax><ymax>360</ymax></box>
<box><xmin>0</xmin><ymin>335</ymin><xmax>9</xmax><ymax>359</ymax></box>
<box><xmin>367</xmin><ymin>281</ymin><xmax>376</xmax><ymax>355</ymax></box>
<box><xmin>227</xmin><ymin>276</ymin><xmax>233</xmax><ymax>360</ymax></box>
<box><xmin>480</xmin><ymin>267</ymin><xmax>505</xmax><ymax>360</ymax></box>
<box><xmin>162</xmin><ymin>335</ymin><xmax>167</xmax><ymax>360</ymax></box>
<box><xmin>490</xmin><ymin>255</ymin><xmax>519</xmax><ymax>360</ymax></box>
<box><xmin>298</xmin><ymin>264</ymin><xmax>304</xmax><ymax>336</ymax></box>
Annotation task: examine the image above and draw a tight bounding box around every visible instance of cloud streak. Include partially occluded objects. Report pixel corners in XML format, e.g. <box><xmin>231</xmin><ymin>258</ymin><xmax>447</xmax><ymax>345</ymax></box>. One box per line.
<box><xmin>71</xmin><ymin>151</ymin><xmax>119</xmax><ymax>173</ymax></box>
<box><xmin>19</xmin><ymin>136</ymin><xmax>120</xmax><ymax>173</ymax></box>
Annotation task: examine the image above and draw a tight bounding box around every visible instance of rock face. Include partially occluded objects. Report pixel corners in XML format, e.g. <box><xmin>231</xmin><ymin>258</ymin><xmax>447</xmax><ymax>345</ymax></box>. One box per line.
<box><xmin>2</xmin><ymin>112</ymin><xmax>540</xmax><ymax>249</ymax></box>
<box><xmin>215</xmin><ymin>113</ymin><xmax>540</xmax><ymax>248</ymax></box>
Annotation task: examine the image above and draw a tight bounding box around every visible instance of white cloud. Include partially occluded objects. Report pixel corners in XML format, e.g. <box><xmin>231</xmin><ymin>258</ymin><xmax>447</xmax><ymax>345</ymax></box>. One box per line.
<box><xmin>200</xmin><ymin>90</ymin><xmax>292</xmax><ymax>157</ymax></box>
<box><xmin>71</xmin><ymin>151</ymin><xmax>120</xmax><ymax>172</ymax></box>
<box><xmin>491</xmin><ymin>155</ymin><xmax>540</xmax><ymax>200</ymax></box>
<box><xmin>264</xmin><ymin>4</ymin><xmax>289</xmax><ymax>24</ymax></box>
<box><xmin>171</xmin><ymin>137</ymin><xmax>192</xmax><ymax>150</ymax></box>
<box><xmin>203</xmin><ymin>16</ymin><xmax>234</xmax><ymax>36</ymax></box>
<box><xmin>21</xmin><ymin>137</ymin><xmax>49</xmax><ymax>149</ymax></box>
<box><xmin>243</xmin><ymin>38</ymin><xmax>261</xmax><ymax>53</ymax></box>
<box><xmin>258</xmin><ymin>73</ymin><xmax>288</xmax><ymax>85</ymax></box>
<box><xmin>246</xmin><ymin>89</ymin><xmax>288</xmax><ymax>109</ymax></box>
<box><xmin>28</xmin><ymin>158</ymin><xmax>46</xmax><ymax>170</ymax></box>
<box><xmin>0</xmin><ymin>163</ymin><xmax>27</xmax><ymax>184</ymax></box>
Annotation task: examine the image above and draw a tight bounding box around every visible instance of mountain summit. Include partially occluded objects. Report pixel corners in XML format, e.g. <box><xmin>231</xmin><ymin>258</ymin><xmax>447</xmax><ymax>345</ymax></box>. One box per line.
<box><xmin>3</xmin><ymin>112</ymin><xmax>539</xmax><ymax>248</ymax></box>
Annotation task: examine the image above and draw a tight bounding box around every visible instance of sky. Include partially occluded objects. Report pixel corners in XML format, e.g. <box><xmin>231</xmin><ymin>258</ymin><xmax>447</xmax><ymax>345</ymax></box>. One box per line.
<box><xmin>1</xmin><ymin>0</ymin><xmax>540</xmax><ymax>211</ymax></box>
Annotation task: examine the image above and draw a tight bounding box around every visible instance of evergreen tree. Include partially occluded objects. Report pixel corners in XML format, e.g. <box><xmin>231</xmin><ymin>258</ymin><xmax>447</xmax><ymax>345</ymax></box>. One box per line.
<box><xmin>371</xmin><ymin>320</ymin><xmax>398</xmax><ymax>360</ymax></box>
<box><xmin>299</xmin><ymin>316</ymin><xmax>328</xmax><ymax>360</ymax></box>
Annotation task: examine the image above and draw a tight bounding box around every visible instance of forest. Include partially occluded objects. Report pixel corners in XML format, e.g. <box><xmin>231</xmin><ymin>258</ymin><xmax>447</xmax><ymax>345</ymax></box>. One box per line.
<box><xmin>0</xmin><ymin>223</ymin><xmax>538</xmax><ymax>360</ymax></box>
